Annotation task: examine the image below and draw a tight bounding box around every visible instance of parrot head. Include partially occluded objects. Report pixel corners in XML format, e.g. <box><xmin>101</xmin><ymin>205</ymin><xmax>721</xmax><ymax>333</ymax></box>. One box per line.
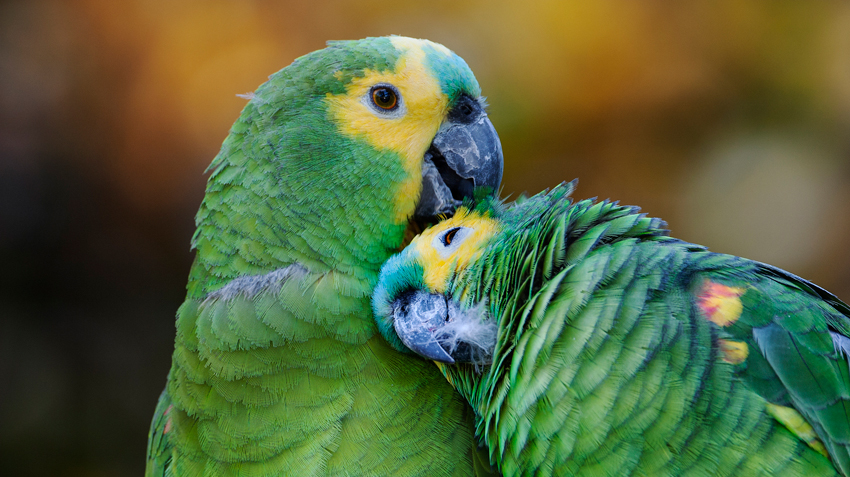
<box><xmin>318</xmin><ymin>36</ymin><xmax>504</xmax><ymax>221</ymax></box>
<box><xmin>373</xmin><ymin>182</ymin><xmax>580</xmax><ymax>365</ymax></box>
<box><xmin>372</xmin><ymin>206</ymin><xmax>503</xmax><ymax>364</ymax></box>
<box><xmin>193</xmin><ymin>36</ymin><xmax>504</xmax><ymax>293</ymax></box>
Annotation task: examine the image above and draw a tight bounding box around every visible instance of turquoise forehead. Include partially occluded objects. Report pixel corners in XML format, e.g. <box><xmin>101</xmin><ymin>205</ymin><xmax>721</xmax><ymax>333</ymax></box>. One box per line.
<box><xmin>258</xmin><ymin>37</ymin><xmax>481</xmax><ymax>113</ymax></box>
<box><xmin>372</xmin><ymin>248</ymin><xmax>428</xmax><ymax>353</ymax></box>
<box><xmin>321</xmin><ymin>37</ymin><xmax>480</xmax><ymax>98</ymax></box>
<box><xmin>417</xmin><ymin>40</ymin><xmax>481</xmax><ymax>99</ymax></box>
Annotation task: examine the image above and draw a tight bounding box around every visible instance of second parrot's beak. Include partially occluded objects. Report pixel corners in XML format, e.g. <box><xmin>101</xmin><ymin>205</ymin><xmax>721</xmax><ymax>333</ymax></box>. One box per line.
<box><xmin>390</xmin><ymin>290</ymin><xmax>496</xmax><ymax>365</ymax></box>
<box><xmin>415</xmin><ymin>95</ymin><xmax>503</xmax><ymax>220</ymax></box>
<box><xmin>391</xmin><ymin>291</ymin><xmax>456</xmax><ymax>363</ymax></box>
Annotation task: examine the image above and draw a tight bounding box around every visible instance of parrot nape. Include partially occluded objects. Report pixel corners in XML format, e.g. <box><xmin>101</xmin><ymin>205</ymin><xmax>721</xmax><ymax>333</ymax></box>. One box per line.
<box><xmin>146</xmin><ymin>37</ymin><xmax>504</xmax><ymax>477</ymax></box>
<box><xmin>373</xmin><ymin>181</ymin><xmax>850</xmax><ymax>477</ymax></box>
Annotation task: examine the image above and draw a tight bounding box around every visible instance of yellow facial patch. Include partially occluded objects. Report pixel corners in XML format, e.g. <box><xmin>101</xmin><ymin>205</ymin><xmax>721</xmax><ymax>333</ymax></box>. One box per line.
<box><xmin>325</xmin><ymin>38</ymin><xmax>451</xmax><ymax>223</ymax></box>
<box><xmin>407</xmin><ymin>208</ymin><xmax>501</xmax><ymax>293</ymax></box>
<box><xmin>696</xmin><ymin>281</ymin><xmax>746</xmax><ymax>327</ymax></box>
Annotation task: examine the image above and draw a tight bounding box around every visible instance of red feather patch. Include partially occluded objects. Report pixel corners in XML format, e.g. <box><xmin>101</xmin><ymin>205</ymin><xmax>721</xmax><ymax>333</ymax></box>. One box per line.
<box><xmin>697</xmin><ymin>281</ymin><xmax>745</xmax><ymax>327</ymax></box>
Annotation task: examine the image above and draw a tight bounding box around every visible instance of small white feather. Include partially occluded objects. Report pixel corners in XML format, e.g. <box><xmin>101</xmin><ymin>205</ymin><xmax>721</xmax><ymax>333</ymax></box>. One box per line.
<box><xmin>438</xmin><ymin>300</ymin><xmax>498</xmax><ymax>369</ymax></box>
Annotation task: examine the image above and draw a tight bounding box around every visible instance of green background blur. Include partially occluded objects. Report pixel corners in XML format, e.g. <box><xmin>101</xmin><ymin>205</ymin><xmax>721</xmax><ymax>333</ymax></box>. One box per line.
<box><xmin>2</xmin><ymin>1</ymin><xmax>849</xmax><ymax>475</ymax></box>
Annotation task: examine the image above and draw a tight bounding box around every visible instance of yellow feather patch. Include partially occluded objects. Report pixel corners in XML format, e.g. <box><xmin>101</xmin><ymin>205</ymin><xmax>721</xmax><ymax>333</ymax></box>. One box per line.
<box><xmin>718</xmin><ymin>339</ymin><xmax>749</xmax><ymax>365</ymax></box>
<box><xmin>696</xmin><ymin>281</ymin><xmax>746</xmax><ymax>327</ymax></box>
<box><xmin>407</xmin><ymin>209</ymin><xmax>500</xmax><ymax>293</ymax></box>
<box><xmin>765</xmin><ymin>403</ymin><xmax>829</xmax><ymax>457</ymax></box>
<box><xmin>325</xmin><ymin>38</ymin><xmax>451</xmax><ymax>224</ymax></box>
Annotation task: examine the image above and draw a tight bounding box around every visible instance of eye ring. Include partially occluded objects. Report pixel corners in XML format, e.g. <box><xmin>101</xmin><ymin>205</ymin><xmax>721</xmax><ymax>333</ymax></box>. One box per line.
<box><xmin>442</xmin><ymin>227</ymin><xmax>461</xmax><ymax>246</ymax></box>
<box><xmin>431</xmin><ymin>226</ymin><xmax>472</xmax><ymax>259</ymax></box>
<box><xmin>370</xmin><ymin>85</ymin><xmax>400</xmax><ymax>111</ymax></box>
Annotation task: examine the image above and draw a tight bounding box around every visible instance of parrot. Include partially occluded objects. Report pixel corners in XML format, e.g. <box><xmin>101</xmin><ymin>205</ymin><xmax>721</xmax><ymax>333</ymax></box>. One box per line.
<box><xmin>372</xmin><ymin>181</ymin><xmax>850</xmax><ymax>477</ymax></box>
<box><xmin>145</xmin><ymin>36</ymin><xmax>505</xmax><ymax>476</ymax></box>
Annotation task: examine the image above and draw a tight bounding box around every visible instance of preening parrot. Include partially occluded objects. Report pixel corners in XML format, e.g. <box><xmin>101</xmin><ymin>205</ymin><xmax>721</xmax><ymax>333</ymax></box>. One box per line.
<box><xmin>146</xmin><ymin>36</ymin><xmax>504</xmax><ymax>476</ymax></box>
<box><xmin>373</xmin><ymin>181</ymin><xmax>850</xmax><ymax>477</ymax></box>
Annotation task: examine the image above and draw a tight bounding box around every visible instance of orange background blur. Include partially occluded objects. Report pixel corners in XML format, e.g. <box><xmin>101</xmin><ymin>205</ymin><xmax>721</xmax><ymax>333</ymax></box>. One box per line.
<box><xmin>1</xmin><ymin>1</ymin><xmax>849</xmax><ymax>475</ymax></box>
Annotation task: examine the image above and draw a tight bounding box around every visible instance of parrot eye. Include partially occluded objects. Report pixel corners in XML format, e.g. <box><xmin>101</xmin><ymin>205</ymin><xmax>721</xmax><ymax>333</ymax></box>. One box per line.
<box><xmin>442</xmin><ymin>227</ymin><xmax>461</xmax><ymax>246</ymax></box>
<box><xmin>362</xmin><ymin>84</ymin><xmax>405</xmax><ymax>118</ymax></box>
<box><xmin>432</xmin><ymin>226</ymin><xmax>473</xmax><ymax>259</ymax></box>
<box><xmin>370</xmin><ymin>85</ymin><xmax>399</xmax><ymax>111</ymax></box>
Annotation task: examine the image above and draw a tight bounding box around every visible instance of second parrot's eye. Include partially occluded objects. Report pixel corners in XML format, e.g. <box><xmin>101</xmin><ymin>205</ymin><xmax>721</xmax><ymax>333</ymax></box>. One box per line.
<box><xmin>432</xmin><ymin>226</ymin><xmax>473</xmax><ymax>259</ymax></box>
<box><xmin>371</xmin><ymin>86</ymin><xmax>399</xmax><ymax>111</ymax></box>
<box><xmin>442</xmin><ymin>227</ymin><xmax>461</xmax><ymax>246</ymax></box>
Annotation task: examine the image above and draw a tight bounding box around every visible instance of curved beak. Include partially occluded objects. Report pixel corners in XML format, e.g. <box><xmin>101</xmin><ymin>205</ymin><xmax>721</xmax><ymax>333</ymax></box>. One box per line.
<box><xmin>390</xmin><ymin>290</ymin><xmax>497</xmax><ymax>365</ymax></box>
<box><xmin>415</xmin><ymin>95</ymin><xmax>504</xmax><ymax>219</ymax></box>
<box><xmin>391</xmin><ymin>291</ymin><xmax>456</xmax><ymax>363</ymax></box>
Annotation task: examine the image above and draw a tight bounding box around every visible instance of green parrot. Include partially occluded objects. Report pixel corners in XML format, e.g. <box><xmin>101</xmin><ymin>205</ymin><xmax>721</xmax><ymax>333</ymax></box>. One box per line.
<box><xmin>146</xmin><ymin>36</ymin><xmax>504</xmax><ymax>476</ymax></box>
<box><xmin>373</xmin><ymin>181</ymin><xmax>850</xmax><ymax>476</ymax></box>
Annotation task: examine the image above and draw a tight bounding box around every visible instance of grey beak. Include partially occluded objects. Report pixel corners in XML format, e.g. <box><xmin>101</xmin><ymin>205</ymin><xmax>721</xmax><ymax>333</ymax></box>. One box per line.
<box><xmin>415</xmin><ymin>95</ymin><xmax>503</xmax><ymax>219</ymax></box>
<box><xmin>390</xmin><ymin>290</ymin><xmax>497</xmax><ymax>365</ymax></box>
<box><xmin>391</xmin><ymin>291</ymin><xmax>455</xmax><ymax>364</ymax></box>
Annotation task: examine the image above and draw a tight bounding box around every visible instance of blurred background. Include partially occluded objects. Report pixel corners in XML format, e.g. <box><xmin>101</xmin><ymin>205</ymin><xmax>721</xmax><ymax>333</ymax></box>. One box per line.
<box><xmin>1</xmin><ymin>0</ymin><xmax>849</xmax><ymax>475</ymax></box>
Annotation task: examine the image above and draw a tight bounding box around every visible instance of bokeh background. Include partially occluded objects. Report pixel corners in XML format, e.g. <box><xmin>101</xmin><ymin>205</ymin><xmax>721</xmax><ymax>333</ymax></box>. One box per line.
<box><xmin>2</xmin><ymin>1</ymin><xmax>849</xmax><ymax>475</ymax></box>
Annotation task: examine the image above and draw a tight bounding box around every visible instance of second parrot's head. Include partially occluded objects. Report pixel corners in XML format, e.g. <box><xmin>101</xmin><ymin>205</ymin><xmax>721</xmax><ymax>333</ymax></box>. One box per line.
<box><xmin>372</xmin><ymin>206</ymin><xmax>503</xmax><ymax>365</ymax></box>
<box><xmin>373</xmin><ymin>182</ymin><xmax>580</xmax><ymax>366</ymax></box>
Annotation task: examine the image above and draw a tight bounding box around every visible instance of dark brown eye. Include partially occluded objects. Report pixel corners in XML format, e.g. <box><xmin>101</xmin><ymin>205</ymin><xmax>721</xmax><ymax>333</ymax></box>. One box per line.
<box><xmin>442</xmin><ymin>227</ymin><xmax>461</xmax><ymax>246</ymax></box>
<box><xmin>371</xmin><ymin>86</ymin><xmax>398</xmax><ymax>110</ymax></box>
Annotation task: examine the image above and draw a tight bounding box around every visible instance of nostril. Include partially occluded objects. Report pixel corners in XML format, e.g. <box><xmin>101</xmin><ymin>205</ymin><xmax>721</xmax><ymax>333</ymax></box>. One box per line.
<box><xmin>448</xmin><ymin>94</ymin><xmax>480</xmax><ymax>124</ymax></box>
